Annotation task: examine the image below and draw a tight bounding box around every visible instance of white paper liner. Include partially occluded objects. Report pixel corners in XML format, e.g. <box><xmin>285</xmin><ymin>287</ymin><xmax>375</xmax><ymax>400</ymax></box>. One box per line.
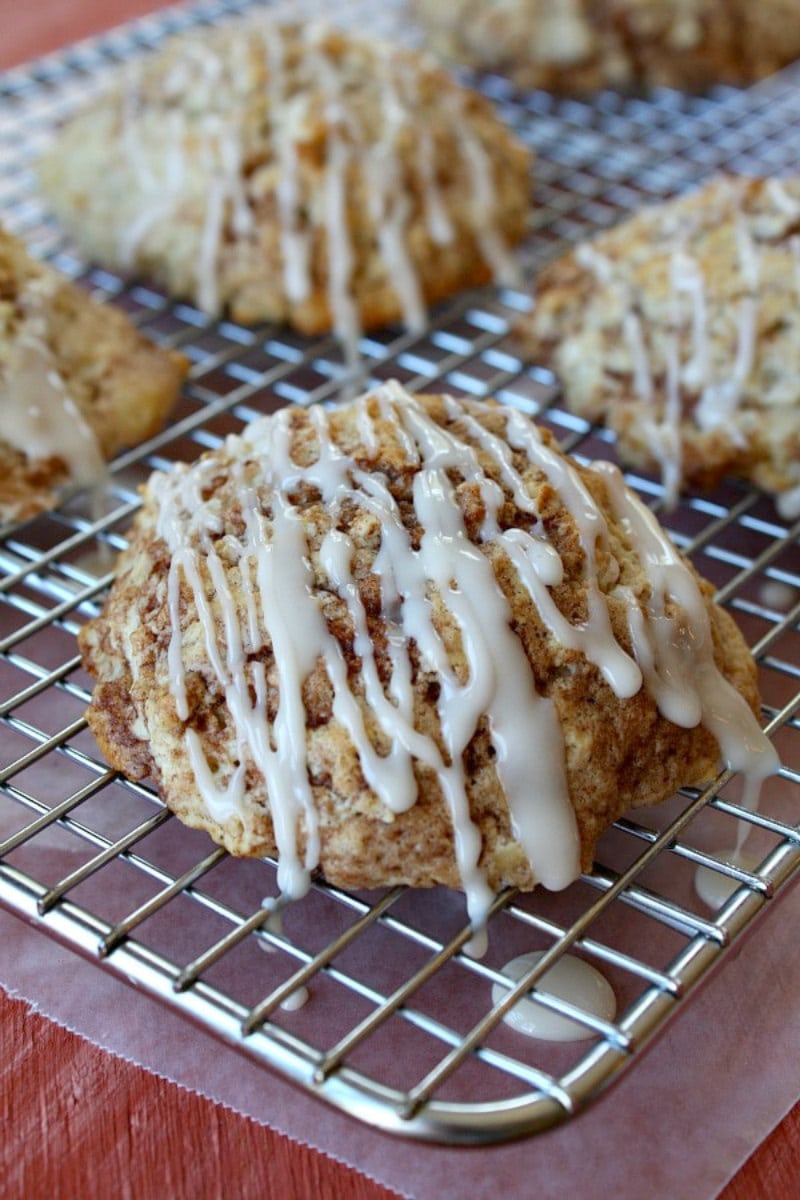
<box><xmin>1</xmin><ymin>873</ymin><xmax>797</xmax><ymax>1199</ymax></box>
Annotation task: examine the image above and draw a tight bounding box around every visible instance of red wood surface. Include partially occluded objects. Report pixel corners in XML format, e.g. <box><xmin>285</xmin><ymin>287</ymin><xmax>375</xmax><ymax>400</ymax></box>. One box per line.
<box><xmin>0</xmin><ymin>1</ymin><xmax>171</xmax><ymax>70</ymax></box>
<box><xmin>0</xmin><ymin>989</ymin><xmax>400</xmax><ymax>1200</ymax></box>
<box><xmin>0</xmin><ymin>3</ymin><xmax>797</xmax><ymax>1197</ymax></box>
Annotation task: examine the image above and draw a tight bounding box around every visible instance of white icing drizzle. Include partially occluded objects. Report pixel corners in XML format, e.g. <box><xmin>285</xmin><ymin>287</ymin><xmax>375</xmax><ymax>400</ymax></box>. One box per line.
<box><xmin>151</xmin><ymin>382</ymin><xmax>777</xmax><ymax>924</ymax></box>
<box><xmin>121</xmin><ymin>63</ymin><xmax>157</xmax><ymax>192</ymax></box>
<box><xmin>0</xmin><ymin>276</ymin><xmax>107</xmax><ymax>505</ymax></box>
<box><xmin>366</xmin><ymin>45</ymin><xmax>427</xmax><ymax>332</ymax></box>
<box><xmin>766</xmin><ymin>178</ymin><xmax>800</xmax><ymax>218</ymax></box>
<box><xmin>443</xmin><ymin>89</ymin><xmax>520</xmax><ymax>288</ymax></box>
<box><xmin>197</xmin><ymin>172</ymin><xmax>228</xmax><ymax>317</ymax></box>
<box><xmin>303</xmin><ymin>25</ymin><xmax>362</xmax><ymax>368</ymax></box>
<box><xmin>264</xmin><ymin>28</ymin><xmax>312</xmax><ymax>304</ymax></box>
<box><xmin>592</xmin><ymin>459</ymin><xmax>779</xmax><ymax>793</ymax></box>
<box><xmin>684</xmin><ymin>246</ymin><xmax>758</xmax><ymax>464</ymax></box>
<box><xmin>695</xmin><ymin>296</ymin><xmax>755</xmax><ymax>439</ymax></box>
<box><xmin>790</xmin><ymin>235</ymin><xmax>800</xmax><ymax>304</ymax></box>
<box><xmin>670</xmin><ymin>251</ymin><xmax>709</xmax><ymax>390</ymax></box>
<box><xmin>576</xmin><ymin>186</ymin><xmax>800</xmax><ymax>500</ymax></box>
<box><xmin>412</xmin><ymin>66</ymin><xmax>455</xmax><ymax>248</ymax></box>
<box><xmin>194</xmin><ymin>113</ymin><xmax>254</xmax><ymax>314</ymax></box>
<box><xmin>493</xmin><ymin>404</ymin><xmax>643</xmax><ymax>698</ymax></box>
<box><xmin>258</xmin><ymin>897</ymin><xmax>310</xmax><ymax>1006</ymax></box>
<box><xmin>117</xmin><ymin>20</ymin><xmax>519</xmax><ymax>352</ymax></box>
<box><xmin>119</xmin><ymin>199</ymin><xmax>175</xmax><ymax>272</ymax></box>
<box><xmin>639</xmin><ymin>331</ymin><xmax>683</xmax><ymax>509</ymax></box>
<box><xmin>661</xmin><ymin>333</ymin><xmax>684</xmax><ymax>507</ymax></box>
<box><xmin>735</xmin><ymin>216</ymin><xmax>761</xmax><ymax>292</ymax></box>
<box><xmin>492</xmin><ymin>951</ymin><xmax>616</xmax><ymax>1042</ymax></box>
<box><xmin>575</xmin><ymin>242</ymin><xmax>614</xmax><ymax>285</ymax></box>
<box><xmin>119</xmin><ymin>71</ymin><xmax>188</xmax><ymax>269</ymax></box>
<box><xmin>622</xmin><ymin>311</ymin><xmax>653</xmax><ymax>404</ymax></box>
<box><xmin>673</xmin><ymin>215</ymin><xmax>757</xmax><ymax>442</ymax></box>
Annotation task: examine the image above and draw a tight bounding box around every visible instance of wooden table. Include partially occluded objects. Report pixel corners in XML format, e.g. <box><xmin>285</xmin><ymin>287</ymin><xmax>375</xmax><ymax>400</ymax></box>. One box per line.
<box><xmin>0</xmin><ymin>4</ymin><xmax>797</xmax><ymax>1196</ymax></box>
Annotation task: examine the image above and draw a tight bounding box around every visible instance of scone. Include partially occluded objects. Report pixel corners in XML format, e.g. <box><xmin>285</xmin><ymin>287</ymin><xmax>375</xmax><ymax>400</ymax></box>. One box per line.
<box><xmin>78</xmin><ymin>382</ymin><xmax>776</xmax><ymax>927</ymax></box>
<box><xmin>38</xmin><ymin>19</ymin><xmax>531</xmax><ymax>359</ymax></box>
<box><xmin>411</xmin><ymin>0</ymin><xmax>800</xmax><ymax>92</ymax></box>
<box><xmin>517</xmin><ymin>175</ymin><xmax>800</xmax><ymax>514</ymax></box>
<box><xmin>0</xmin><ymin>226</ymin><xmax>187</xmax><ymax>524</ymax></box>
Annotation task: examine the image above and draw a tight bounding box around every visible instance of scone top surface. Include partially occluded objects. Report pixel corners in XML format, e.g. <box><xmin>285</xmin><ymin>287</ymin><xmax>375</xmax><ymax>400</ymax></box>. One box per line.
<box><xmin>79</xmin><ymin>382</ymin><xmax>776</xmax><ymax>925</ymax></box>
<box><xmin>519</xmin><ymin>175</ymin><xmax>800</xmax><ymax>513</ymax></box>
<box><xmin>38</xmin><ymin>18</ymin><xmax>531</xmax><ymax>355</ymax></box>
<box><xmin>0</xmin><ymin>225</ymin><xmax>186</xmax><ymax>524</ymax></box>
<box><xmin>411</xmin><ymin>0</ymin><xmax>800</xmax><ymax>92</ymax></box>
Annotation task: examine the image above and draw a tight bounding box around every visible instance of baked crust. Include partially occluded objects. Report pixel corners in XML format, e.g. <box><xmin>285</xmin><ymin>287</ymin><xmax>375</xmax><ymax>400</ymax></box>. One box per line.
<box><xmin>517</xmin><ymin>175</ymin><xmax>800</xmax><ymax>505</ymax></box>
<box><xmin>411</xmin><ymin>0</ymin><xmax>800</xmax><ymax>92</ymax></box>
<box><xmin>0</xmin><ymin>225</ymin><xmax>187</xmax><ymax>523</ymax></box>
<box><xmin>38</xmin><ymin>20</ymin><xmax>531</xmax><ymax>341</ymax></box>
<box><xmin>79</xmin><ymin>387</ymin><xmax>764</xmax><ymax>897</ymax></box>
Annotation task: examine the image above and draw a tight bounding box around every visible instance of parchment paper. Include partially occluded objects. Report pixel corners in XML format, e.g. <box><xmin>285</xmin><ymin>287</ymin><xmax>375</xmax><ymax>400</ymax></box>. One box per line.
<box><xmin>1</xmin><ymin>868</ymin><xmax>797</xmax><ymax>1200</ymax></box>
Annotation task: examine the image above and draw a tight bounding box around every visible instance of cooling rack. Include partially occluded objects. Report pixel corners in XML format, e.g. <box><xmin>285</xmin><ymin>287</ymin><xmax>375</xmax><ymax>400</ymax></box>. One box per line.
<box><xmin>0</xmin><ymin>0</ymin><xmax>798</xmax><ymax>1146</ymax></box>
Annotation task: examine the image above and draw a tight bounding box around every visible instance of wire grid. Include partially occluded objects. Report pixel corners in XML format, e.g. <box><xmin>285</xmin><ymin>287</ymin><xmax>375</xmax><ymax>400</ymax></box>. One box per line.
<box><xmin>0</xmin><ymin>0</ymin><xmax>799</xmax><ymax>1146</ymax></box>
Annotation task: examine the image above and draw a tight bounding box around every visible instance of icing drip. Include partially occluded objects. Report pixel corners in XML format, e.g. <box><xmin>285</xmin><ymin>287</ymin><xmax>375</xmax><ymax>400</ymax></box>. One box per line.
<box><xmin>776</xmin><ymin>484</ymin><xmax>800</xmax><ymax>520</ymax></box>
<box><xmin>498</xmin><ymin>405</ymin><xmax>643</xmax><ymax>698</ymax></box>
<box><xmin>0</xmin><ymin>277</ymin><xmax>107</xmax><ymax>504</ymax></box>
<box><xmin>622</xmin><ymin>311</ymin><xmax>653</xmax><ymax>404</ymax></box>
<box><xmin>492</xmin><ymin>951</ymin><xmax>616</xmax><ymax>1042</ymax></box>
<box><xmin>151</xmin><ymin>382</ymin><xmax>777</xmax><ymax>922</ymax></box>
<box><xmin>575</xmin><ymin>242</ymin><xmax>614</xmax><ymax>285</ymax></box>
<box><xmin>117</xmin><ymin>21</ymin><xmax>519</xmax><ymax>351</ymax></box>
<box><xmin>766</xmin><ymin>178</ymin><xmax>800</xmax><ymax>218</ymax></box>
<box><xmin>280</xmin><ymin>985</ymin><xmax>310</xmax><ymax>1012</ymax></box>
<box><xmin>412</xmin><ymin>66</ymin><xmax>455</xmax><ymax>248</ymax></box>
<box><xmin>264</xmin><ymin>29</ymin><xmax>312</xmax><ymax>304</ymax></box>
<box><xmin>683</xmin><ymin>205</ymin><xmax>759</xmax><ymax>439</ymax></box>
<box><xmin>593</xmin><ymin>459</ymin><xmax>779</xmax><ymax>793</ymax></box>
<box><xmin>735</xmin><ymin>216</ymin><xmax>761</xmax><ymax>291</ymax></box>
<box><xmin>695</xmin><ymin>296</ymin><xmax>755</xmax><ymax>439</ymax></box>
<box><xmin>638</xmin><ymin>331</ymin><xmax>683</xmax><ymax>509</ymax></box>
<box><xmin>694</xmin><ymin>848</ymin><xmax>761</xmax><ymax>910</ymax></box>
<box><xmin>575</xmin><ymin>185</ymin><xmax>800</xmax><ymax>500</ymax></box>
<box><xmin>670</xmin><ymin>251</ymin><xmax>709</xmax><ymax>390</ymax></box>
<box><xmin>304</xmin><ymin>26</ymin><xmax>362</xmax><ymax>368</ymax></box>
<box><xmin>584</xmin><ymin>245</ymin><xmax>688</xmax><ymax>502</ymax></box>
<box><xmin>119</xmin><ymin>70</ymin><xmax>187</xmax><ymax>269</ymax></box>
<box><xmin>121</xmin><ymin>63</ymin><xmax>157</xmax><ymax>192</ymax></box>
<box><xmin>366</xmin><ymin>47</ymin><xmax>427</xmax><ymax>332</ymax></box>
<box><xmin>659</xmin><ymin>334</ymin><xmax>684</xmax><ymax>508</ymax></box>
<box><xmin>197</xmin><ymin>171</ymin><xmax>228</xmax><ymax>317</ymax></box>
<box><xmin>790</xmin><ymin>235</ymin><xmax>800</xmax><ymax>304</ymax></box>
<box><xmin>443</xmin><ymin>89</ymin><xmax>520</xmax><ymax>287</ymax></box>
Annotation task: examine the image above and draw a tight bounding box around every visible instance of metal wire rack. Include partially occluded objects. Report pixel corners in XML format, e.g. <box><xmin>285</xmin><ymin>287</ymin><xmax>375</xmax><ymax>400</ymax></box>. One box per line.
<box><xmin>1</xmin><ymin>0</ymin><xmax>798</xmax><ymax>1146</ymax></box>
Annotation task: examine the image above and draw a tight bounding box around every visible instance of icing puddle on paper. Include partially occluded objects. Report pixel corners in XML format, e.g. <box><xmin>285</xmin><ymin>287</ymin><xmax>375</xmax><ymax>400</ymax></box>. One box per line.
<box><xmin>492</xmin><ymin>951</ymin><xmax>616</xmax><ymax>1042</ymax></box>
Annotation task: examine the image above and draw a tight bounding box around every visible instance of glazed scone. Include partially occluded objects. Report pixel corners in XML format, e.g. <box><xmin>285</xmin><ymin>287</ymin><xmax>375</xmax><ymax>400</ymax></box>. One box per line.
<box><xmin>517</xmin><ymin>176</ymin><xmax>800</xmax><ymax>513</ymax></box>
<box><xmin>38</xmin><ymin>18</ymin><xmax>531</xmax><ymax>359</ymax></box>
<box><xmin>411</xmin><ymin>0</ymin><xmax>800</xmax><ymax>92</ymax></box>
<box><xmin>0</xmin><ymin>225</ymin><xmax>187</xmax><ymax>524</ymax></box>
<box><xmin>79</xmin><ymin>382</ymin><xmax>776</xmax><ymax>925</ymax></box>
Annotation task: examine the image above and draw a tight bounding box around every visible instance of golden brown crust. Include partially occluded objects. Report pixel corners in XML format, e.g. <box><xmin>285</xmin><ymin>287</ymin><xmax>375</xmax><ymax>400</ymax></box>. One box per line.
<box><xmin>0</xmin><ymin>225</ymin><xmax>187</xmax><ymax>523</ymax></box>
<box><xmin>517</xmin><ymin>175</ymin><xmax>800</xmax><ymax>502</ymax></box>
<box><xmin>411</xmin><ymin>0</ymin><xmax>800</xmax><ymax>92</ymax></box>
<box><xmin>38</xmin><ymin>21</ymin><xmax>531</xmax><ymax>335</ymax></box>
<box><xmin>78</xmin><ymin>390</ymin><xmax>763</xmax><ymax>894</ymax></box>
